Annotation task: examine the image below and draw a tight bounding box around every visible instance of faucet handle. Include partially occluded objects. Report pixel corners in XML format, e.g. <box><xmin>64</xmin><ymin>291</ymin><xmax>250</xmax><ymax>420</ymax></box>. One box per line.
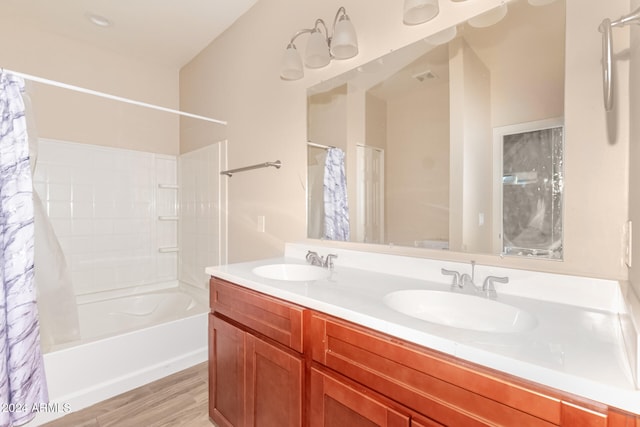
<box><xmin>324</xmin><ymin>254</ymin><xmax>338</xmax><ymax>269</ymax></box>
<box><xmin>306</xmin><ymin>251</ymin><xmax>322</xmax><ymax>266</ymax></box>
<box><xmin>482</xmin><ymin>276</ymin><xmax>509</xmax><ymax>298</ymax></box>
<box><xmin>441</xmin><ymin>268</ymin><xmax>461</xmax><ymax>288</ymax></box>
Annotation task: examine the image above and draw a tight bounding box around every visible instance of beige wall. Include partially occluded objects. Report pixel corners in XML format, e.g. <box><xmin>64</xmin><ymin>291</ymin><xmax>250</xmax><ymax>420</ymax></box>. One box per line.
<box><xmin>385</xmin><ymin>81</ymin><xmax>450</xmax><ymax>246</ymax></box>
<box><xmin>307</xmin><ymin>86</ymin><xmax>348</xmax><ymax>151</ymax></box>
<box><xmin>0</xmin><ymin>18</ymin><xmax>180</xmax><ymax>155</ymax></box>
<box><xmin>449</xmin><ymin>38</ymin><xmax>493</xmax><ymax>254</ymax></box>
<box><xmin>629</xmin><ymin>0</ymin><xmax>640</xmax><ymax>296</ymax></box>
<box><xmin>561</xmin><ymin>0</ymin><xmax>629</xmax><ymax>280</ymax></box>
<box><xmin>365</xmin><ymin>93</ymin><xmax>387</xmax><ymax>151</ymax></box>
<box><xmin>181</xmin><ymin>0</ymin><xmax>631</xmax><ymax>280</ymax></box>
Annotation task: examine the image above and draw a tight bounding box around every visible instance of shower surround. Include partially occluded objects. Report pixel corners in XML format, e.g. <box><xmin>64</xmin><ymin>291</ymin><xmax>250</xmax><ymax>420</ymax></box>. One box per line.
<box><xmin>33</xmin><ymin>139</ymin><xmax>180</xmax><ymax>297</ymax></box>
<box><xmin>28</xmin><ymin>139</ymin><xmax>226</xmax><ymax>424</ymax></box>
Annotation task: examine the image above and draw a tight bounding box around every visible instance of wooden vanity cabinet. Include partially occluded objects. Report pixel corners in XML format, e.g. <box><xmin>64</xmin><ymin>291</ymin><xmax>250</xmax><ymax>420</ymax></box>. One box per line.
<box><xmin>310</xmin><ymin>312</ymin><xmax>639</xmax><ymax>427</ymax></box>
<box><xmin>209</xmin><ymin>278</ymin><xmax>639</xmax><ymax>427</ymax></box>
<box><xmin>209</xmin><ymin>278</ymin><xmax>304</xmax><ymax>427</ymax></box>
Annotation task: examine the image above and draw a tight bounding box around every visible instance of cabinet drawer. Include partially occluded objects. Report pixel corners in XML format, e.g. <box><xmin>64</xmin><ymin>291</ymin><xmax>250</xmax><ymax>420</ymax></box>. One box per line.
<box><xmin>211</xmin><ymin>277</ymin><xmax>305</xmax><ymax>352</ymax></box>
<box><xmin>310</xmin><ymin>366</ymin><xmax>412</xmax><ymax>427</ymax></box>
<box><xmin>311</xmin><ymin>313</ymin><xmax>572</xmax><ymax>426</ymax></box>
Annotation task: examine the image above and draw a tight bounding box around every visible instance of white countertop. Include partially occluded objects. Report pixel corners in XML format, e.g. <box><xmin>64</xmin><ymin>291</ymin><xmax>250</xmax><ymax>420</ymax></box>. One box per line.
<box><xmin>206</xmin><ymin>243</ymin><xmax>640</xmax><ymax>414</ymax></box>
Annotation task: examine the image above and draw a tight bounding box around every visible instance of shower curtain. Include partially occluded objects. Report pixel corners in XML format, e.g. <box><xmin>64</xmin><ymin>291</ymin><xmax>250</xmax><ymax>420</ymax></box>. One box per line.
<box><xmin>0</xmin><ymin>71</ymin><xmax>48</xmax><ymax>426</ymax></box>
<box><xmin>26</xmin><ymin>82</ymin><xmax>80</xmax><ymax>350</ymax></box>
<box><xmin>323</xmin><ymin>147</ymin><xmax>350</xmax><ymax>241</ymax></box>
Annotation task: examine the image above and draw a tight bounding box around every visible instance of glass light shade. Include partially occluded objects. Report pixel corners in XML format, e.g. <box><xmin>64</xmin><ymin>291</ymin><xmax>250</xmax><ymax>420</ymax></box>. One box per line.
<box><xmin>331</xmin><ymin>16</ymin><xmax>358</xmax><ymax>59</ymax></box>
<box><xmin>528</xmin><ymin>0</ymin><xmax>558</xmax><ymax>5</ymax></box>
<box><xmin>467</xmin><ymin>3</ymin><xmax>508</xmax><ymax>28</ymax></box>
<box><xmin>305</xmin><ymin>30</ymin><xmax>331</xmax><ymax>68</ymax></box>
<box><xmin>280</xmin><ymin>45</ymin><xmax>304</xmax><ymax>80</ymax></box>
<box><xmin>425</xmin><ymin>26</ymin><xmax>457</xmax><ymax>46</ymax></box>
<box><xmin>403</xmin><ymin>0</ymin><xmax>439</xmax><ymax>25</ymax></box>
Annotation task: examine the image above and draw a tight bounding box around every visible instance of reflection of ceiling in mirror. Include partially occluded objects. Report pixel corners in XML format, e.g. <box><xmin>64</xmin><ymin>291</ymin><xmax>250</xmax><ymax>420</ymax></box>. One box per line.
<box><xmin>308</xmin><ymin>0</ymin><xmax>565</xmax><ymax>103</ymax></box>
<box><xmin>368</xmin><ymin>44</ymin><xmax>450</xmax><ymax>101</ymax></box>
<box><xmin>464</xmin><ymin>0</ymin><xmax>565</xmax><ymax>75</ymax></box>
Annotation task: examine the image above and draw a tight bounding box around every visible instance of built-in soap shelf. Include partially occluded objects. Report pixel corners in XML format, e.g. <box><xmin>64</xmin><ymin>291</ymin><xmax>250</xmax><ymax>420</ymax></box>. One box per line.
<box><xmin>157</xmin><ymin>183</ymin><xmax>178</xmax><ymax>220</ymax></box>
<box><xmin>158</xmin><ymin>183</ymin><xmax>179</xmax><ymax>190</ymax></box>
<box><xmin>158</xmin><ymin>247</ymin><xmax>179</xmax><ymax>253</ymax></box>
<box><xmin>157</xmin><ymin>182</ymin><xmax>178</xmax><ymax>255</ymax></box>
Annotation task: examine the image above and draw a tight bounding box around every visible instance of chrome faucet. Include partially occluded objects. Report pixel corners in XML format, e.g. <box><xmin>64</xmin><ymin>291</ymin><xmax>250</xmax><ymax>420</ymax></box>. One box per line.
<box><xmin>441</xmin><ymin>261</ymin><xmax>508</xmax><ymax>298</ymax></box>
<box><xmin>441</xmin><ymin>268</ymin><xmax>461</xmax><ymax>288</ymax></box>
<box><xmin>482</xmin><ymin>275</ymin><xmax>509</xmax><ymax>299</ymax></box>
<box><xmin>442</xmin><ymin>261</ymin><xmax>478</xmax><ymax>294</ymax></box>
<box><xmin>306</xmin><ymin>251</ymin><xmax>338</xmax><ymax>270</ymax></box>
<box><xmin>306</xmin><ymin>251</ymin><xmax>323</xmax><ymax>266</ymax></box>
<box><xmin>459</xmin><ymin>260</ymin><xmax>476</xmax><ymax>288</ymax></box>
<box><xmin>324</xmin><ymin>254</ymin><xmax>338</xmax><ymax>269</ymax></box>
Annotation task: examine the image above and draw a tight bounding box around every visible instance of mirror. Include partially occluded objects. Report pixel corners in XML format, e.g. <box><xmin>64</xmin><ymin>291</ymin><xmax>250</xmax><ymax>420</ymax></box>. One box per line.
<box><xmin>307</xmin><ymin>0</ymin><xmax>565</xmax><ymax>258</ymax></box>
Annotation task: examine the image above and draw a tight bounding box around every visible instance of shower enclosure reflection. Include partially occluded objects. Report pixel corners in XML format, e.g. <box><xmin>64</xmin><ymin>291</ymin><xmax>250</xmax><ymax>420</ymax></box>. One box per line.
<box><xmin>495</xmin><ymin>120</ymin><xmax>564</xmax><ymax>259</ymax></box>
<box><xmin>306</xmin><ymin>0</ymin><xmax>565</xmax><ymax>259</ymax></box>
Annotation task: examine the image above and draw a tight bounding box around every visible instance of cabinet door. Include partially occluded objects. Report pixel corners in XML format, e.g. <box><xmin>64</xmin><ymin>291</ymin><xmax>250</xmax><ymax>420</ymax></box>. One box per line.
<box><xmin>245</xmin><ymin>333</ymin><xmax>303</xmax><ymax>427</ymax></box>
<box><xmin>210</xmin><ymin>314</ymin><xmax>245</xmax><ymax>427</ymax></box>
<box><xmin>309</xmin><ymin>367</ymin><xmax>410</xmax><ymax>427</ymax></box>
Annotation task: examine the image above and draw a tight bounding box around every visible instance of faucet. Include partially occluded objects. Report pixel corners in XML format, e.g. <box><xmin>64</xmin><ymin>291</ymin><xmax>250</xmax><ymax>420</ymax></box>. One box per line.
<box><xmin>306</xmin><ymin>251</ymin><xmax>323</xmax><ymax>266</ymax></box>
<box><xmin>306</xmin><ymin>251</ymin><xmax>338</xmax><ymax>269</ymax></box>
<box><xmin>460</xmin><ymin>260</ymin><xmax>476</xmax><ymax>289</ymax></box>
<box><xmin>324</xmin><ymin>254</ymin><xmax>338</xmax><ymax>269</ymax></box>
<box><xmin>441</xmin><ymin>261</ymin><xmax>509</xmax><ymax>298</ymax></box>
<box><xmin>482</xmin><ymin>275</ymin><xmax>509</xmax><ymax>299</ymax></box>
<box><xmin>442</xmin><ymin>261</ymin><xmax>478</xmax><ymax>295</ymax></box>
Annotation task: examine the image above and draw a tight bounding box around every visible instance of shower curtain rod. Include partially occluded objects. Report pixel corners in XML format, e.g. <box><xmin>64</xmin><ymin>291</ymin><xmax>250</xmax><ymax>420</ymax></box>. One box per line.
<box><xmin>1</xmin><ymin>68</ymin><xmax>227</xmax><ymax>125</ymax></box>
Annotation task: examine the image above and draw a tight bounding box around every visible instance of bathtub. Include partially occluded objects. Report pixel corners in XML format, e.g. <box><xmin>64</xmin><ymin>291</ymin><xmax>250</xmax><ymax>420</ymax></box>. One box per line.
<box><xmin>28</xmin><ymin>282</ymin><xmax>209</xmax><ymax>426</ymax></box>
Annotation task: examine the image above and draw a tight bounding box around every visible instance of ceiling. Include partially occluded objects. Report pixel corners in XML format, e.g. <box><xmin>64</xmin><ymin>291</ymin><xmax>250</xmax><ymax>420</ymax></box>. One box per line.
<box><xmin>2</xmin><ymin>0</ymin><xmax>259</xmax><ymax>68</ymax></box>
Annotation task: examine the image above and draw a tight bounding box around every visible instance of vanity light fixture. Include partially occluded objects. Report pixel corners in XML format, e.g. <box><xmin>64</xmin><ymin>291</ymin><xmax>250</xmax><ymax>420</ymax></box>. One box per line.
<box><xmin>467</xmin><ymin>2</ymin><xmax>508</xmax><ymax>28</ymax></box>
<box><xmin>280</xmin><ymin>7</ymin><xmax>358</xmax><ymax>81</ymax></box>
<box><xmin>403</xmin><ymin>0</ymin><xmax>440</xmax><ymax>25</ymax></box>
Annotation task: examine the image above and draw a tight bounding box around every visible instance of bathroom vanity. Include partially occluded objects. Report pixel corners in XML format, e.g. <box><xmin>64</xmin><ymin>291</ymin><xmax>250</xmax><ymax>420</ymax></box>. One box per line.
<box><xmin>207</xmin><ymin>244</ymin><xmax>640</xmax><ymax>426</ymax></box>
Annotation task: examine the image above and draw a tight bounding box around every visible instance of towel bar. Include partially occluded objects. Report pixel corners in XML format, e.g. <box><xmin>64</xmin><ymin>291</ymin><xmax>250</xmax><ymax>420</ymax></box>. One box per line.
<box><xmin>220</xmin><ymin>160</ymin><xmax>281</xmax><ymax>177</ymax></box>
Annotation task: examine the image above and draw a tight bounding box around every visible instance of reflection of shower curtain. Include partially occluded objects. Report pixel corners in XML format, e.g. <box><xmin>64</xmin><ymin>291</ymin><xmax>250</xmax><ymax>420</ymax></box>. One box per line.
<box><xmin>323</xmin><ymin>147</ymin><xmax>350</xmax><ymax>241</ymax></box>
<box><xmin>0</xmin><ymin>71</ymin><xmax>48</xmax><ymax>427</ymax></box>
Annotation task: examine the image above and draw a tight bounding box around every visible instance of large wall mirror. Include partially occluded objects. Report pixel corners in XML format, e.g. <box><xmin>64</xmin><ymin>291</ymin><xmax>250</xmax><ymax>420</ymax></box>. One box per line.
<box><xmin>307</xmin><ymin>0</ymin><xmax>565</xmax><ymax>259</ymax></box>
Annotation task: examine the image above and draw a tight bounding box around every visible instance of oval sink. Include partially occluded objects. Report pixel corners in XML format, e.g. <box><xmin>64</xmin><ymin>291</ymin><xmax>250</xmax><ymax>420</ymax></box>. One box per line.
<box><xmin>383</xmin><ymin>290</ymin><xmax>537</xmax><ymax>333</ymax></box>
<box><xmin>252</xmin><ymin>263</ymin><xmax>330</xmax><ymax>282</ymax></box>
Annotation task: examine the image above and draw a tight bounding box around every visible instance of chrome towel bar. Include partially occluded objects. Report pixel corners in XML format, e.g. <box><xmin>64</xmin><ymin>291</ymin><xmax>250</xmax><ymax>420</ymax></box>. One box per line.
<box><xmin>220</xmin><ymin>160</ymin><xmax>282</xmax><ymax>177</ymax></box>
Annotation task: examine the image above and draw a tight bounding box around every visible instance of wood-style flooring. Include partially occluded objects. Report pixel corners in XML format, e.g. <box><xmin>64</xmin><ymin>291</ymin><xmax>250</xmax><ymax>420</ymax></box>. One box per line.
<box><xmin>41</xmin><ymin>362</ymin><xmax>214</xmax><ymax>427</ymax></box>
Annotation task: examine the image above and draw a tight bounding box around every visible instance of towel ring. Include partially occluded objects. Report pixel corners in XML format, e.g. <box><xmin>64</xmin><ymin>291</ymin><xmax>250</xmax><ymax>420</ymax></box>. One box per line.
<box><xmin>599</xmin><ymin>18</ymin><xmax>613</xmax><ymax>112</ymax></box>
<box><xmin>598</xmin><ymin>7</ymin><xmax>640</xmax><ymax>112</ymax></box>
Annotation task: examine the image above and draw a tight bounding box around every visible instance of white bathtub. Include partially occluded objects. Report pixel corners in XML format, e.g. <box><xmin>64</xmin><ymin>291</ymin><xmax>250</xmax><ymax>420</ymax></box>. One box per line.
<box><xmin>28</xmin><ymin>283</ymin><xmax>209</xmax><ymax>426</ymax></box>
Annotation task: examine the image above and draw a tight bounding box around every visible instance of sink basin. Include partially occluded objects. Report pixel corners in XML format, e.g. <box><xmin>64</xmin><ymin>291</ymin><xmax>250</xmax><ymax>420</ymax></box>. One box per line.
<box><xmin>383</xmin><ymin>290</ymin><xmax>537</xmax><ymax>333</ymax></box>
<box><xmin>252</xmin><ymin>263</ymin><xmax>330</xmax><ymax>282</ymax></box>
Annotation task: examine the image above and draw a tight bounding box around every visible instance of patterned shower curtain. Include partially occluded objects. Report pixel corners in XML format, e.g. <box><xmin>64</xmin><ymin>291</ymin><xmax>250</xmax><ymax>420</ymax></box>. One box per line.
<box><xmin>0</xmin><ymin>72</ymin><xmax>48</xmax><ymax>426</ymax></box>
<box><xmin>323</xmin><ymin>147</ymin><xmax>350</xmax><ymax>241</ymax></box>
